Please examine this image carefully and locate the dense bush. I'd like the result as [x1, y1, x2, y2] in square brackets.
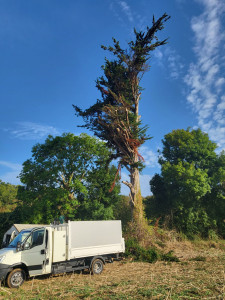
[125, 238, 179, 263]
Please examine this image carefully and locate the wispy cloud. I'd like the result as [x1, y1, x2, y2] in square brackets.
[118, 1, 134, 22]
[5, 122, 61, 140]
[166, 48, 184, 79]
[0, 161, 22, 185]
[110, 0, 146, 29]
[185, 0, 225, 150]
[140, 146, 159, 168]
[0, 161, 21, 171]
[153, 47, 184, 80]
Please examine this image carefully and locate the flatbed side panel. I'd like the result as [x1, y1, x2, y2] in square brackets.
[70, 243, 124, 260]
[69, 221, 123, 249]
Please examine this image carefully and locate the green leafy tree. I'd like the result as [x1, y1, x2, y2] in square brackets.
[113, 195, 132, 229]
[76, 164, 120, 220]
[150, 128, 225, 237]
[0, 181, 20, 243]
[74, 14, 170, 227]
[18, 133, 120, 224]
[0, 180, 19, 212]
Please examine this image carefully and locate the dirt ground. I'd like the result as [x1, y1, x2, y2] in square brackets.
[0, 240, 225, 299]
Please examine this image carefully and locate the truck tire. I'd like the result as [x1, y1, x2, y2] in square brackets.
[7, 268, 26, 288]
[91, 259, 104, 275]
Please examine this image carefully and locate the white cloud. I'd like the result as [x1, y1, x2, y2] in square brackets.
[5, 122, 61, 140]
[154, 47, 184, 80]
[215, 77, 225, 93]
[118, 1, 134, 22]
[185, 0, 225, 150]
[109, 2, 123, 24]
[154, 49, 163, 60]
[0, 161, 21, 171]
[109, 0, 147, 30]
[0, 161, 22, 185]
[166, 48, 184, 79]
[140, 146, 159, 168]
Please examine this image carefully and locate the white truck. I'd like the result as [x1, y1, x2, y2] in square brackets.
[0, 220, 125, 288]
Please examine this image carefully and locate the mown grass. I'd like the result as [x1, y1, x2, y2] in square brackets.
[0, 240, 225, 299]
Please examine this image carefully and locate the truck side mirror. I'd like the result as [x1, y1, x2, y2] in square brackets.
[24, 242, 31, 250]
[16, 241, 22, 252]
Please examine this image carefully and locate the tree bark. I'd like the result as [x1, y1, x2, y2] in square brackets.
[129, 153, 144, 224]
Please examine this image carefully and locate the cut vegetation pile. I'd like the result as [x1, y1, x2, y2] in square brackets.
[0, 240, 224, 299]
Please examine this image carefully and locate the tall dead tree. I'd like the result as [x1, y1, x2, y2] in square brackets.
[74, 13, 170, 227]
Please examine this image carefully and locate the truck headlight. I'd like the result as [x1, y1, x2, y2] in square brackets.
[0, 256, 6, 263]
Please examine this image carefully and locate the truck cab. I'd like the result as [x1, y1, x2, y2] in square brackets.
[0, 226, 51, 288]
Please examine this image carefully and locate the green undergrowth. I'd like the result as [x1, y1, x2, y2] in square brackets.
[124, 238, 180, 263]
[189, 255, 206, 262]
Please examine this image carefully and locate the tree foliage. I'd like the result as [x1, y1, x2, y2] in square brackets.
[0, 181, 20, 244]
[74, 14, 170, 224]
[0, 180, 18, 212]
[18, 133, 120, 224]
[149, 128, 225, 238]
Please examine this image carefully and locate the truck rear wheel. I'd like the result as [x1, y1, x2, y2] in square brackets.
[91, 259, 104, 275]
[7, 268, 26, 288]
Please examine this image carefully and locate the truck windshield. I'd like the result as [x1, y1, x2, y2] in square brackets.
[7, 230, 31, 248]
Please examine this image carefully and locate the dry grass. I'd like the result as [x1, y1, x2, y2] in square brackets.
[0, 240, 225, 299]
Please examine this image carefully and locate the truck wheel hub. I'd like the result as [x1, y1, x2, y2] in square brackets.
[94, 262, 102, 273]
[11, 272, 23, 286]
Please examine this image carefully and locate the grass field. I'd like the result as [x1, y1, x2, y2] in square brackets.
[0, 240, 224, 299]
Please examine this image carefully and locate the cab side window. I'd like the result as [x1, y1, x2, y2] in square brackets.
[31, 229, 44, 247]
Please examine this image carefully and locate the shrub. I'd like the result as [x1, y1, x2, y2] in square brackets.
[161, 250, 180, 262]
[125, 239, 179, 263]
[125, 238, 159, 263]
[189, 256, 206, 262]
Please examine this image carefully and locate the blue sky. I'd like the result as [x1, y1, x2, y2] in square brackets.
[0, 0, 225, 196]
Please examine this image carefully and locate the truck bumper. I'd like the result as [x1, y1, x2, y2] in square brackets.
[0, 264, 12, 282]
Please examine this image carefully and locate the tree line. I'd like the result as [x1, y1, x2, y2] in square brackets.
[1, 128, 224, 242]
[0, 133, 121, 242]
[146, 128, 225, 239]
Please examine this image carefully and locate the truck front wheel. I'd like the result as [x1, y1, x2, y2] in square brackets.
[91, 259, 104, 275]
[7, 268, 26, 288]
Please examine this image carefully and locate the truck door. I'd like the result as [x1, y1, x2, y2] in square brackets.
[21, 228, 46, 276]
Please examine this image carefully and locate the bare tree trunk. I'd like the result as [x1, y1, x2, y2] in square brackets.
[122, 159, 144, 226]
[129, 87, 145, 225]
[129, 151, 144, 225]
[129, 167, 144, 223]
